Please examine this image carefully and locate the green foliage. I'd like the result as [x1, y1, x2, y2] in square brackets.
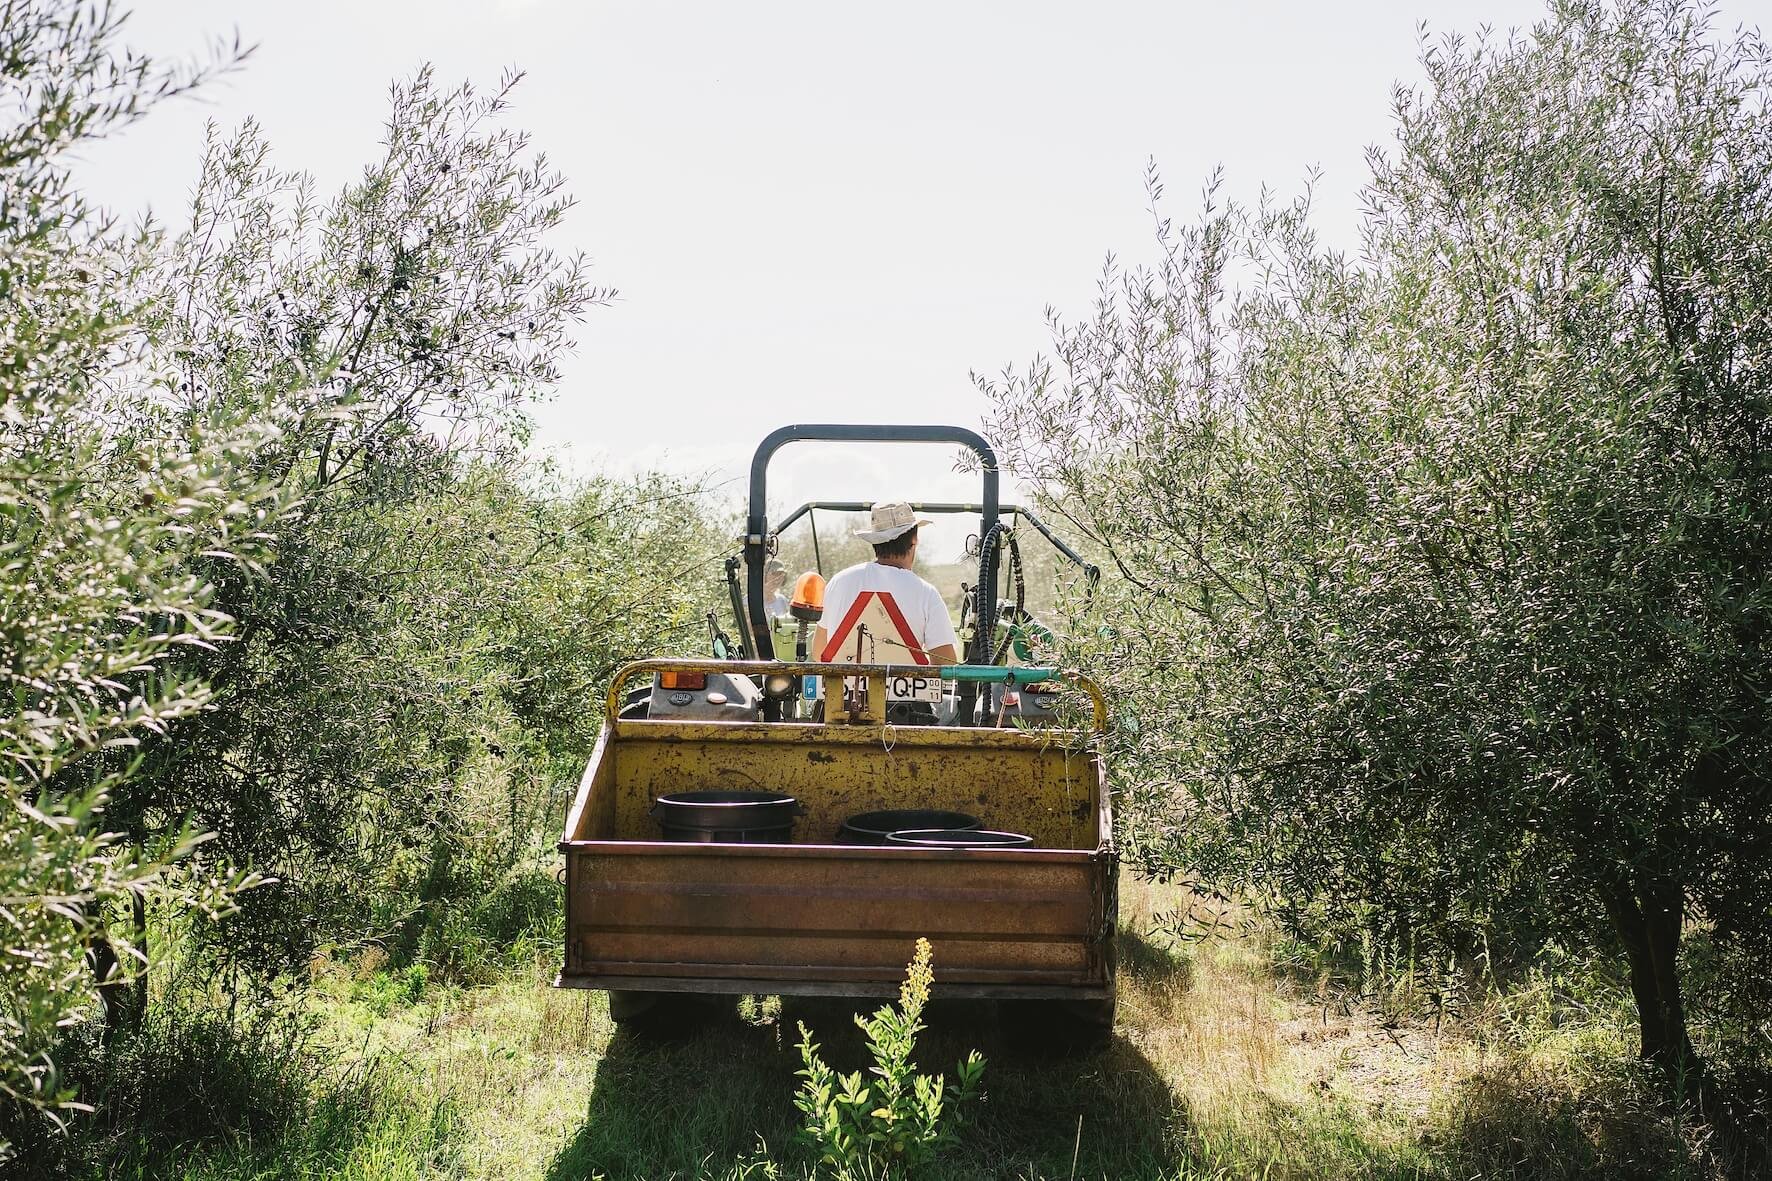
[344, 962, 431, 1016]
[2, 0, 724, 1152]
[793, 939, 985, 1176]
[80, 60, 724, 989]
[0, 0, 273, 1147]
[3, 988, 458, 1180]
[99, 64, 615, 980]
[982, 0, 1772, 1074]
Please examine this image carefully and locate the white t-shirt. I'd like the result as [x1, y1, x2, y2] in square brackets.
[817, 562, 959, 664]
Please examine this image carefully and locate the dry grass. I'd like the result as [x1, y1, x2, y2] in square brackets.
[1110, 875, 1441, 1177]
[63, 870, 1760, 1181]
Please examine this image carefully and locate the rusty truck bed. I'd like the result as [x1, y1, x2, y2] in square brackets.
[558, 668, 1114, 1000]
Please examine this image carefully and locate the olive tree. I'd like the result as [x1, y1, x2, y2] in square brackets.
[0, 0, 273, 1144]
[86, 68, 610, 979]
[982, 0, 1772, 1076]
[99, 70, 729, 984]
[495, 468, 733, 765]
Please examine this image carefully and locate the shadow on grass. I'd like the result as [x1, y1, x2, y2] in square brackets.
[546, 999, 802, 1180]
[1425, 1052, 1772, 1181]
[1117, 923, 1197, 995]
[546, 994, 1191, 1181]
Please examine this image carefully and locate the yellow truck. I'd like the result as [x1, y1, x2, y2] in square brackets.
[557, 427, 1116, 1044]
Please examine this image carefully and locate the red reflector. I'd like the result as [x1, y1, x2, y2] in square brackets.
[1002, 691, 1021, 707]
[660, 671, 707, 691]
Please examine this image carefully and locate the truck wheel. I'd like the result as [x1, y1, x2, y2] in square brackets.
[999, 998, 1115, 1055]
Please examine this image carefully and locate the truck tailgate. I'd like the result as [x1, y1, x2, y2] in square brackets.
[560, 840, 1114, 999]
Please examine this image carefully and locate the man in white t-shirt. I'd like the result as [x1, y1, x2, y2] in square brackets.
[813, 502, 960, 667]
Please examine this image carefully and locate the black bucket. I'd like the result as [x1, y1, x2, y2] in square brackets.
[838, 809, 982, 845]
[886, 828, 1033, 849]
[651, 790, 800, 843]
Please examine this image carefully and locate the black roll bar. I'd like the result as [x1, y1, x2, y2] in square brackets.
[744, 425, 1000, 664]
[769, 501, 1100, 584]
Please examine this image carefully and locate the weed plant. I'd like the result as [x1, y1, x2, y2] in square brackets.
[792, 939, 985, 1176]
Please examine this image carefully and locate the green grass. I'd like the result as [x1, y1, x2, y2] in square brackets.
[15, 873, 1760, 1181]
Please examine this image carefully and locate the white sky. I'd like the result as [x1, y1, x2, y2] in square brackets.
[74, 0, 1770, 560]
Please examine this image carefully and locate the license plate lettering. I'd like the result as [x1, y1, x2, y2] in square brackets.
[887, 674, 943, 703]
[807, 674, 945, 703]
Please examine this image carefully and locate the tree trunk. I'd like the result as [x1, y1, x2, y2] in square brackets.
[1601, 875, 1701, 1078]
[86, 897, 149, 1041]
[88, 935, 128, 1043]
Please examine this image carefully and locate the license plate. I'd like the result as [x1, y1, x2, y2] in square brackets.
[806, 674, 946, 703]
[886, 673, 944, 703]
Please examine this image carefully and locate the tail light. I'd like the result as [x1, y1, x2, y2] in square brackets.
[659, 671, 707, 691]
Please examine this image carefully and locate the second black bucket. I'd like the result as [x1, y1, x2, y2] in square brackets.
[886, 828, 1033, 849]
[838, 809, 981, 845]
[651, 790, 800, 843]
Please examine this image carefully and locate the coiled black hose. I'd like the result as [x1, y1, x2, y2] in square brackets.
[972, 523, 1009, 665]
[992, 530, 1025, 665]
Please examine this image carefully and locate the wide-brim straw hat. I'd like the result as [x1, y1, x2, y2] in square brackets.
[853, 501, 933, 544]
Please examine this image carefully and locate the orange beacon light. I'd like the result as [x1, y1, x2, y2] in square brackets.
[789, 572, 826, 622]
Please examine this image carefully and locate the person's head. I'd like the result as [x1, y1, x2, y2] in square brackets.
[854, 502, 931, 568]
[871, 527, 918, 564]
[764, 559, 788, 594]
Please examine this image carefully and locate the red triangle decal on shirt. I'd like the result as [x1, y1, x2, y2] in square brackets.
[817, 589, 930, 665]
